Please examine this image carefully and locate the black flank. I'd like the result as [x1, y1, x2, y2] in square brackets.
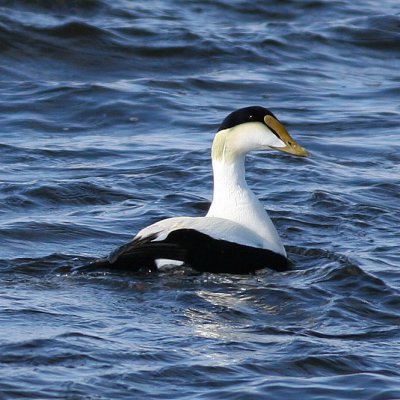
[86, 229, 290, 274]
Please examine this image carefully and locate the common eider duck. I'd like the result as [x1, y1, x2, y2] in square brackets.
[91, 106, 308, 274]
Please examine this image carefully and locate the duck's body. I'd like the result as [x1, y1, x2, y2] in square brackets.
[106, 217, 288, 274]
[91, 106, 307, 274]
[206, 154, 285, 257]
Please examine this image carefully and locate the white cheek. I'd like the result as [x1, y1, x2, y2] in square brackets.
[231, 123, 270, 150]
[267, 135, 286, 148]
[227, 122, 287, 157]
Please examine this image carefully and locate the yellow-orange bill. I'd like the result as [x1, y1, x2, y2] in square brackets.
[264, 115, 308, 157]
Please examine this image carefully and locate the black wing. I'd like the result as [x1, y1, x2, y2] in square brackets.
[106, 232, 187, 271]
[85, 229, 290, 274]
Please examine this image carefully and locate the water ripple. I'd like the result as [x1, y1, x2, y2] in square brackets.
[1, 0, 400, 398]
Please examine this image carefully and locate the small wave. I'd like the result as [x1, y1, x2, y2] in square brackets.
[33, 20, 108, 39]
[0, 253, 80, 275]
[329, 14, 400, 52]
[0, 336, 102, 367]
[25, 181, 132, 206]
[0, 221, 111, 253]
[2, 0, 106, 14]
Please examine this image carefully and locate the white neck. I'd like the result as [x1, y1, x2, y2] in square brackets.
[206, 155, 286, 256]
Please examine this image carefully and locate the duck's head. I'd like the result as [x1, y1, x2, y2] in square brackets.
[212, 106, 308, 162]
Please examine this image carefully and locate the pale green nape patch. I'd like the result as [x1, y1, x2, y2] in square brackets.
[211, 130, 226, 161]
[211, 129, 235, 162]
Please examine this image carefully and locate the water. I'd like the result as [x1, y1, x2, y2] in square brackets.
[1, 0, 400, 398]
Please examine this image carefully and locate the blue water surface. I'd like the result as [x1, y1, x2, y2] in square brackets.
[0, 1, 400, 399]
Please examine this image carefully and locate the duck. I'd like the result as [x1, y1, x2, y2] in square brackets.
[90, 106, 308, 274]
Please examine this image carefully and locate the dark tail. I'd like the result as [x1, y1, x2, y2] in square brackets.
[82, 240, 187, 272]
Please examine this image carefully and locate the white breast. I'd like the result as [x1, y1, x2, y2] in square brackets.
[135, 216, 267, 250]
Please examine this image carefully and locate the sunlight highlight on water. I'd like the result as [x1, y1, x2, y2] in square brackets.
[0, 0, 400, 399]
